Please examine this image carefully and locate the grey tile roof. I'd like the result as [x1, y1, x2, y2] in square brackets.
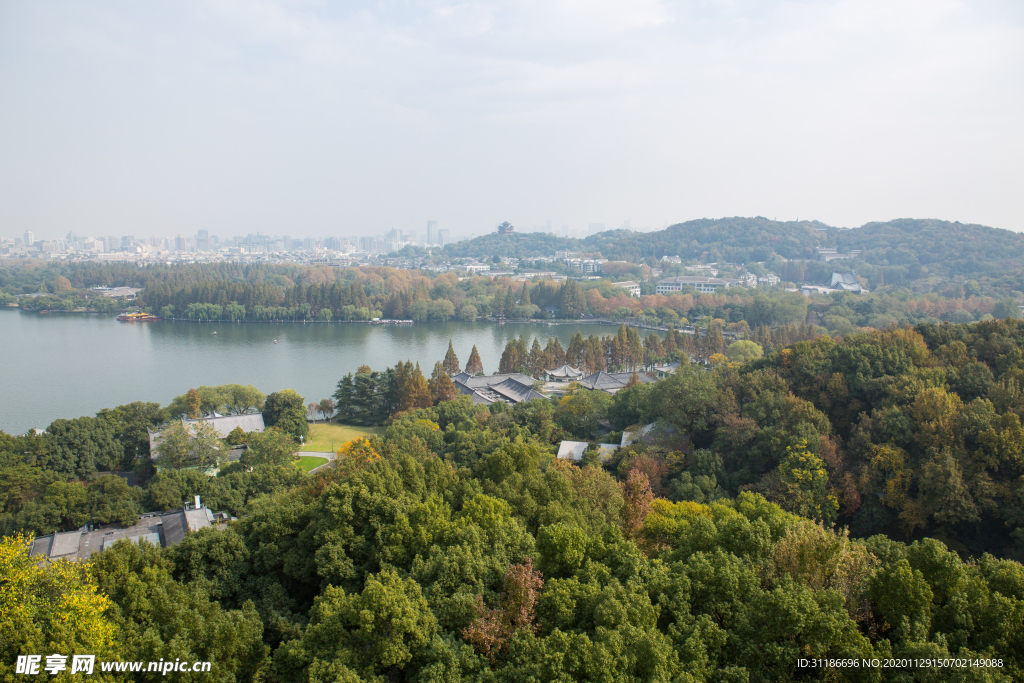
[161, 511, 187, 547]
[29, 507, 214, 562]
[577, 371, 657, 394]
[548, 364, 584, 378]
[452, 373, 546, 406]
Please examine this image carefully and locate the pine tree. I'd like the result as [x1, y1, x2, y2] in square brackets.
[465, 345, 484, 375]
[429, 361, 459, 404]
[558, 280, 586, 318]
[443, 339, 461, 375]
[544, 337, 566, 367]
[504, 288, 516, 317]
[566, 332, 586, 368]
[394, 361, 413, 411]
[408, 362, 433, 410]
[520, 283, 531, 307]
[527, 337, 549, 377]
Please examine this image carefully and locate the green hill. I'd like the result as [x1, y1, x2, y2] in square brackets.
[444, 217, 1024, 286]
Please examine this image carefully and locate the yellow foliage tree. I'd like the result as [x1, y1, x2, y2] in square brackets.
[335, 437, 382, 477]
[0, 534, 116, 680]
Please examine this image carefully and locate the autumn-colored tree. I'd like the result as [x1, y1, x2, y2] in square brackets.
[406, 363, 433, 411]
[335, 437, 381, 477]
[526, 337, 549, 377]
[442, 339, 461, 374]
[318, 397, 337, 421]
[544, 336, 566, 367]
[621, 468, 654, 539]
[0, 533, 116, 667]
[465, 345, 484, 375]
[462, 558, 544, 662]
[308, 402, 320, 422]
[52, 275, 74, 292]
[428, 361, 459, 404]
[185, 388, 201, 419]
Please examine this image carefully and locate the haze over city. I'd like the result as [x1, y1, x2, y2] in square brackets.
[1, 0, 1022, 241]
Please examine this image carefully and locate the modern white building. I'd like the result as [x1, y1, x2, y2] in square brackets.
[612, 281, 641, 297]
[656, 275, 743, 295]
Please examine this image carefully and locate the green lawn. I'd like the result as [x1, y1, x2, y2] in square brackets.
[294, 455, 328, 473]
[301, 421, 378, 452]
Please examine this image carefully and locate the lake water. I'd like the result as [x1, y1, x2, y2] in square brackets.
[0, 311, 630, 433]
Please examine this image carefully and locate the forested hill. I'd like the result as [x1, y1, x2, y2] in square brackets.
[445, 217, 1024, 281]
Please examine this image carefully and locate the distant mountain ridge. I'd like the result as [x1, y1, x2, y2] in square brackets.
[444, 217, 1024, 283]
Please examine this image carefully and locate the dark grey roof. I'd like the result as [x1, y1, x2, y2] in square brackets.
[452, 373, 546, 406]
[161, 510, 188, 547]
[28, 506, 217, 562]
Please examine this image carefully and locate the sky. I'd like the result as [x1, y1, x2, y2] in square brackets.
[1, 0, 1022, 241]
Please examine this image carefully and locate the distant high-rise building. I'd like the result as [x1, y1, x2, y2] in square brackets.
[122, 235, 135, 248]
[324, 237, 341, 250]
[195, 229, 210, 252]
[281, 235, 291, 251]
[426, 220, 438, 246]
[175, 235, 187, 251]
[24, 231, 34, 248]
[437, 229, 450, 246]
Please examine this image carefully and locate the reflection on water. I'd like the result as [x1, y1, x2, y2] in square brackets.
[0, 311, 628, 433]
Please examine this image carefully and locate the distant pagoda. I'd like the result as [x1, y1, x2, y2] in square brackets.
[496, 221, 515, 236]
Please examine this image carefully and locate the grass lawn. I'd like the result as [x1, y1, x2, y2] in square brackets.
[301, 421, 378, 452]
[294, 455, 329, 473]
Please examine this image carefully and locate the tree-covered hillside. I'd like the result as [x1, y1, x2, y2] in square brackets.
[4, 319, 1024, 681]
[444, 217, 1024, 291]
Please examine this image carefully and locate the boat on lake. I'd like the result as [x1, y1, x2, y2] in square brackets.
[117, 312, 162, 322]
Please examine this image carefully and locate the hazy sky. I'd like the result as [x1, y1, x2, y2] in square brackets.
[1, 0, 1021, 240]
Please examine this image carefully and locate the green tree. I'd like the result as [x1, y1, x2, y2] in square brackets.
[186, 388, 201, 418]
[726, 339, 764, 363]
[263, 389, 309, 440]
[429, 361, 459, 404]
[96, 401, 169, 466]
[281, 569, 438, 681]
[45, 416, 125, 478]
[443, 339, 461, 374]
[240, 427, 297, 469]
[154, 421, 222, 470]
[558, 280, 586, 318]
[553, 383, 613, 438]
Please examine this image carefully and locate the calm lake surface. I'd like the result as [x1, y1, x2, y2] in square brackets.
[0, 311, 630, 434]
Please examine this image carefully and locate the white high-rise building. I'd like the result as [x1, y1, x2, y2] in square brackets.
[24, 231, 34, 248]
